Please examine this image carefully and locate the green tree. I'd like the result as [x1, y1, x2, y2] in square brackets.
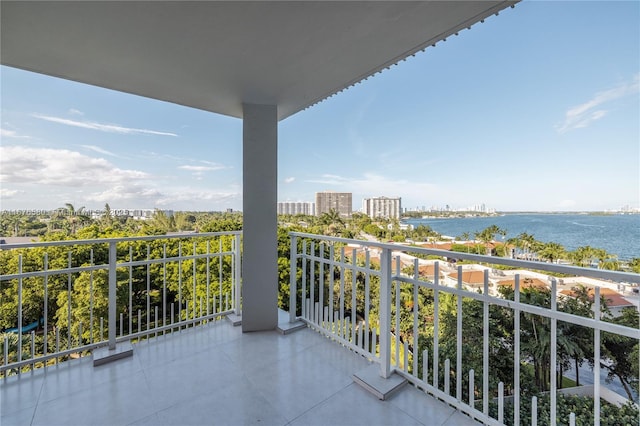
[602, 307, 640, 400]
[538, 242, 565, 264]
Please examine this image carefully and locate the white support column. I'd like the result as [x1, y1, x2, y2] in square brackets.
[242, 103, 278, 332]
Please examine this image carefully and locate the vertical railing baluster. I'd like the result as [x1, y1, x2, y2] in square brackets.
[371, 327, 377, 358]
[329, 244, 335, 333]
[469, 369, 474, 408]
[163, 244, 167, 333]
[594, 286, 601, 426]
[30, 330, 35, 368]
[129, 246, 133, 336]
[310, 242, 316, 323]
[319, 243, 324, 326]
[550, 278, 557, 426]
[498, 381, 504, 424]
[457, 265, 463, 401]
[394, 256, 400, 368]
[569, 412, 575, 426]
[531, 396, 537, 426]
[444, 358, 450, 395]
[43, 252, 48, 357]
[191, 242, 196, 320]
[379, 247, 392, 379]
[89, 250, 94, 343]
[483, 269, 489, 416]
[219, 239, 223, 315]
[422, 350, 429, 383]
[339, 247, 345, 339]
[108, 241, 117, 350]
[403, 341, 409, 371]
[147, 245, 152, 329]
[55, 328, 60, 364]
[119, 313, 123, 338]
[302, 240, 307, 319]
[290, 236, 298, 321]
[3, 335, 8, 377]
[67, 251, 72, 351]
[350, 248, 356, 343]
[433, 262, 440, 389]
[364, 250, 370, 352]
[412, 258, 419, 376]
[138, 310, 141, 335]
[178, 243, 182, 324]
[18, 255, 23, 366]
[206, 241, 211, 317]
[514, 274, 521, 426]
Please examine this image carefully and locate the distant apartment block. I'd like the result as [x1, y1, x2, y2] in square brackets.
[315, 191, 352, 217]
[277, 201, 315, 216]
[363, 196, 401, 219]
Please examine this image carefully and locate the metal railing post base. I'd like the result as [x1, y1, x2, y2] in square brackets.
[352, 364, 407, 400]
[93, 342, 133, 367]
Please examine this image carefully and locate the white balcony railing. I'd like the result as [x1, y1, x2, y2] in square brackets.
[0, 232, 241, 375]
[288, 232, 640, 426]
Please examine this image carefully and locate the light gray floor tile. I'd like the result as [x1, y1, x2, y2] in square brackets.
[155, 377, 288, 426]
[442, 410, 480, 425]
[0, 370, 45, 415]
[31, 371, 157, 426]
[388, 385, 458, 425]
[38, 354, 144, 403]
[247, 345, 362, 421]
[0, 405, 36, 426]
[290, 383, 423, 426]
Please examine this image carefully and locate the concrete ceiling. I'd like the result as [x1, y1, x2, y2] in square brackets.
[1, 1, 516, 121]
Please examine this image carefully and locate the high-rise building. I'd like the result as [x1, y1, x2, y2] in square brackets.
[362, 196, 401, 219]
[315, 191, 352, 217]
[277, 201, 315, 216]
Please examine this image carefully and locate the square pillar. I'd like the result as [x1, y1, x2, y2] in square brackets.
[242, 103, 278, 331]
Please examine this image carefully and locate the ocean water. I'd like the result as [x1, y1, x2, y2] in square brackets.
[404, 214, 640, 261]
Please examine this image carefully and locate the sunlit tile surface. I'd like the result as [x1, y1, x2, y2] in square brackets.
[1, 321, 476, 426]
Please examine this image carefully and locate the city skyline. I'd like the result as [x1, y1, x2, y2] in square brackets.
[1, 2, 638, 212]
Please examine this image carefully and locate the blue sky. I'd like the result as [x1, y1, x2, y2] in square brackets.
[1, 1, 638, 213]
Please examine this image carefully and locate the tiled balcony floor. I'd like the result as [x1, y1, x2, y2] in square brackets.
[1, 319, 477, 426]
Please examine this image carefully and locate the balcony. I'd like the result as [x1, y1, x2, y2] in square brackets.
[2, 232, 639, 425]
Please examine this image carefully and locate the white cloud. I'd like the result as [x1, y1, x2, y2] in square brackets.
[284, 177, 296, 184]
[86, 185, 163, 203]
[155, 188, 240, 207]
[178, 164, 226, 172]
[32, 114, 178, 137]
[80, 145, 118, 157]
[0, 146, 148, 187]
[1, 128, 31, 139]
[0, 188, 23, 198]
[556, 74, 640, 133]
[68, 108, 84, 116]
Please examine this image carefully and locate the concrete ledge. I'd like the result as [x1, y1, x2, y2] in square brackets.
[226, 313, 242, 326]
[276, 309, 306, 334]
[277, 319, 306, 335]
[93, 342, 133, 367]
[353, 364, 407, 400]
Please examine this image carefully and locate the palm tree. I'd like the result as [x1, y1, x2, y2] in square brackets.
[539, 242, 565, 264]
[56, 203, 91, 234]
